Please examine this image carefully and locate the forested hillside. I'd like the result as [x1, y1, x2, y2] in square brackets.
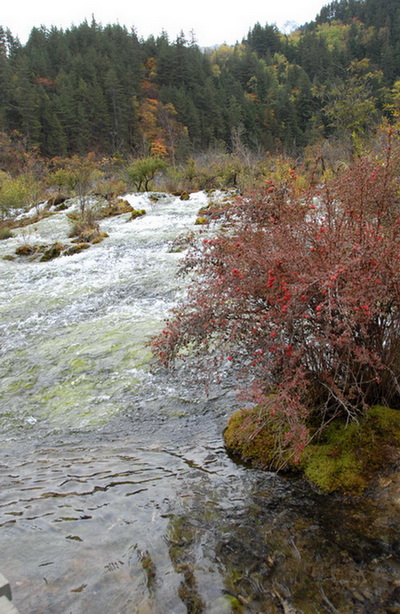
[0, 0, 399, 159]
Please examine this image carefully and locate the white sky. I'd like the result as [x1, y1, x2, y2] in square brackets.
[2, 0, 329, 47]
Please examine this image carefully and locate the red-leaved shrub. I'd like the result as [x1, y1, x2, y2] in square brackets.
[153, 132, 400, 460]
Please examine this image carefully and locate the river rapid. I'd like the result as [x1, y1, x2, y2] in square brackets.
[0, 193, 399, 614]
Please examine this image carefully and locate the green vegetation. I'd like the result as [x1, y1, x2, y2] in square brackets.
[0, 173, 42, 218]
[225, 406, 400, 493]
[124, 157, 167, 192]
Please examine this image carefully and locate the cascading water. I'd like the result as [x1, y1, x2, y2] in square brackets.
[0, 193, 399, 614]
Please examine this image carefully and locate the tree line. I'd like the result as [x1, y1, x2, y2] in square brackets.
[0, 0, 399, 162]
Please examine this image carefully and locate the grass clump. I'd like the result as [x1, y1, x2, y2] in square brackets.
[0, 228, 13, 240]
[68, 208, 108, 244]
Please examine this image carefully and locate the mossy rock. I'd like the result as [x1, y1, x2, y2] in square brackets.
[54, 202, 70, 211]
[180, 191, 190, 201]
[71, 228, 108, 244]
[224, 405, 400, 494]
[40, 242, 66, 261]
[130, 209, 146, 220]
[63, 243, 91, 256]
[2, 254, 15, 261]
[301, 406, 400, 493]
[98, 199, 133, 217]
[15, 244, 36, 256]
[195, 216, 208, 225]
[91, 231, 109, 244]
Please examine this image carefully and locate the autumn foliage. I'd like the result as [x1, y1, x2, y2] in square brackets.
[153, 132, 400, 459]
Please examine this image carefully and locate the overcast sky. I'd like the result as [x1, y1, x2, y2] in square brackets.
[2, 0, 329, 47]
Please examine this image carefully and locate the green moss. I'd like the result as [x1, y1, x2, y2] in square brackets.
[194, 216, 208, 225]
[130, 208, 146, 220]
[224, 407, 296, 471]
[224, 405, 400, 493]
[302, 445, 365, 493]
[302, 405, 400, 493]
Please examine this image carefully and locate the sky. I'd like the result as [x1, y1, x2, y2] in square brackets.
[2, 0, 329, 47]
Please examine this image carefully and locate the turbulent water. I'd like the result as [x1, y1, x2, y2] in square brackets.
[0, 193, 399, 614]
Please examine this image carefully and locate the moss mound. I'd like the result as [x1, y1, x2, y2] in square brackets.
[98, 199, 133, 217]
[130, 208, 146, 220]
[224, 406, 297, 471]
[302, 406, 400, 493]
[224, 405, 400, 493]
[64, 243, 91, 256]
[40, 242, 66, 261]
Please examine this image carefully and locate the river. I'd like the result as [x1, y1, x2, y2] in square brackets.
[0, 192, 399, 613]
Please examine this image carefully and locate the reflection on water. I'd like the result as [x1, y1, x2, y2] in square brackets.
[0, 193, 399, 613]
[1, 431, 399, 613]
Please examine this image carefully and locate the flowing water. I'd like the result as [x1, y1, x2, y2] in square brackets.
[0, 193, 399, 614]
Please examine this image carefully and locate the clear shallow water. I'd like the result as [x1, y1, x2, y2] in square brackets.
[0, 193, 399, 613]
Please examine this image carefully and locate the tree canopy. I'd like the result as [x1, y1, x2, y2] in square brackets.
[0, 0, 399, 160]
